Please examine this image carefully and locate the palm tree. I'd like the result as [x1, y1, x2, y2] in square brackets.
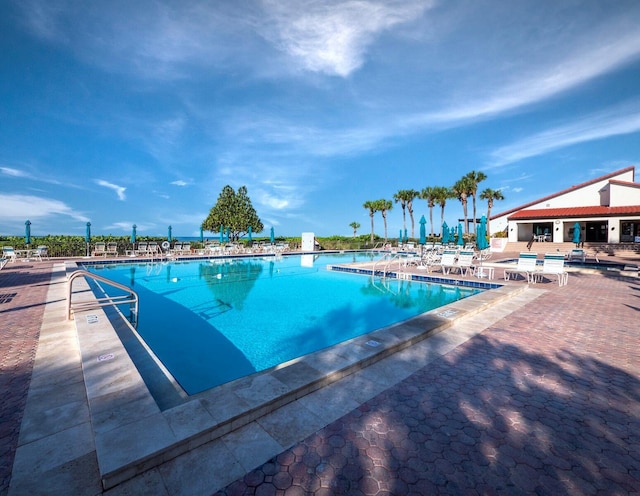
[433, 186, 453, 235]
[452, 176, 474, 234]
[363, 201, 378, 243]
[479, 188, 505, 237]
[349, 221, 361, 238]
[420, 186, 437, 236]
[378, 199, 393, 242]
[394, 189, 419, 238]
[465, 171, 487, 234]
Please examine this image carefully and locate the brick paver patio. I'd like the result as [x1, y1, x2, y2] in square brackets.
[2, 256, 640, 494]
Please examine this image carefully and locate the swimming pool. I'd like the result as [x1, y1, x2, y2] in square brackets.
[85, 253, 482, 394]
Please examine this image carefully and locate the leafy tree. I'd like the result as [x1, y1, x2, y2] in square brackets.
[452, 176, 474, 234]
[393, 189, 419, 238]
[363, 200, 378, 243]
[202, 185, 263, 241]
[465, 170, 487, 234]
[479, 188, 505, 237]
[349, 221, 361, 238]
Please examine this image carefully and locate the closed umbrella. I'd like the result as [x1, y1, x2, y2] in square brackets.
[85, 222, 91, 257]
[226, 227, 231, 243]
[270, 227, 275, 244]
[476, 216, 489, 251]
[442, 222, 449, 244]
[457, 223, 464, 246]
[398, 230, 403, 245]
[247, 226, 252, 243]
[219, 225, 224, 243]
[419, 215, 426, 245]
[199, 226, 204, 244]
[572, 222, 581, 246]
[131, 224, 137, 244]
[168, 225, 172, 242]
[25, 220, 31, 246]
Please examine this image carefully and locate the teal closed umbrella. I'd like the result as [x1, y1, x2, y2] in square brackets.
[442, 222, 449, 243]
[398, 230, 403, 245]
[199, 226, 204, 243]
[168, 225, 172, 242]
[270, 227, 275, 243]
[25, 220, 31, 246]
[131, 224, 137, 244]
[457, 223, 464, 246]
[419, 215, 426, 245]
[476, 216, 489, 250]
[226, 227, 231, 243]
[85, 222, 91, 257]
[219, 225, 224, 243]
[573, 222, 581, 245]
[248, 226, 252, 243]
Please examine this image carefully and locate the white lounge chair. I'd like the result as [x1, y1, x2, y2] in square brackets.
[92, 242, 107, 257]
[568, 249, 586, 263]
[454, 250, 476, 276]
[504, 252, 538, 283]
[106, 242, 118, 256]
[35, 245, 49, 261]
[0, 258, 8, 270]
[533, 253, 569, 286]
[2, 246, 17, 263]
[439, 249, 458, 274]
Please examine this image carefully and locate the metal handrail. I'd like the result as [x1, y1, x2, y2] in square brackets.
[67, 269, 139, 326]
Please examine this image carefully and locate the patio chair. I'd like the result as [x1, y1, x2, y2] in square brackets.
[135, 242, 148, 256]
[568, 249, 586, 263]
[2, 246, 17, 263]
[106, 242, 119, 256]
[33, 245, 49, 261]
[533, 253, 569, 286]
[92, 242, 107, 257]
[454, 250, 476, 276]
[439, 249, 459, 274]
[504, 252, 538, 282]
[181, 242, 191, 254]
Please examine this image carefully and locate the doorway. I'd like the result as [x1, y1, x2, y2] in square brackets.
[585, 221, 608, 242]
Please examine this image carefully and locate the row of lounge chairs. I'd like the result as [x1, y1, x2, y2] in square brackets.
[2, 245, 49, 262]
[504, 252, 569, 286]
[399, 248, 492, 278]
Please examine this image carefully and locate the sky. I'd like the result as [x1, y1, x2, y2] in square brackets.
[1, 0, 640, 239]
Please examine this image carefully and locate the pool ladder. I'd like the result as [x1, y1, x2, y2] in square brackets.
[67, 270, 139, 327]
[372, 252, 403, 278]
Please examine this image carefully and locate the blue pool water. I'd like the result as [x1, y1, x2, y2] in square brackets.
[85, 253, 481, 394]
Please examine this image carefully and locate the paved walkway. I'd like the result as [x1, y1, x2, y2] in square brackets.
[1, 254, 640, 494]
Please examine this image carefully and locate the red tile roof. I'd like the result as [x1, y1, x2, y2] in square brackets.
[609, 179, 640, 189]
[491, 166, 636, 220]
[508, 205, 640, 220]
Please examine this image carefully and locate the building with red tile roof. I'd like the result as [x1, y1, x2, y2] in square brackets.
[491, 166, 640, 244]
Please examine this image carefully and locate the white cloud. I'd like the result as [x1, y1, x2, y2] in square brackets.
[260, 0, 431, 77]
[96, 179, 127, 200]
[1, 167, 28, 177]
[0, 194, 89, 223]
[488, 102, 640, 167]
[171, 180, 188, 186]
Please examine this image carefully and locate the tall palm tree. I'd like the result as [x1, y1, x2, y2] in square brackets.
[433, 186, 453, 235]
[465, 171, 487, 234]
[349, 221, 360, 238]
[378, 199, 393, 242]
[479, 188, 505, 237]
[393, 189, 419, 238]
[363, 201, 378, 243]
[452, 176, 474, 234]
[420, 186, 437, 236]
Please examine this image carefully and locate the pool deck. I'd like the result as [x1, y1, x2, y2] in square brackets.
[2, 250, 640, 495]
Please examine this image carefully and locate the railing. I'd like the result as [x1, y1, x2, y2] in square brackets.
[67, 270, 139, 326]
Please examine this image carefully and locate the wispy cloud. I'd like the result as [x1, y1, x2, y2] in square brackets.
[96, 179, 127, 200]
[260, 0, 431, 77]
[488, 102, 640, 167]
[0, 193, 89, 223]
[1, 166, 29, 177]
[171, 180, 189, 187]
